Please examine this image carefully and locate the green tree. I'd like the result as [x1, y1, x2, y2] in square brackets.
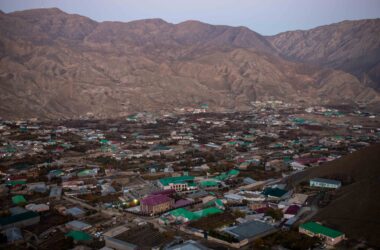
[265, 208, 283, 221]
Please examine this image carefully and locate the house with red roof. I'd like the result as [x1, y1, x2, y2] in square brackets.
[140, 194, 174, 215]
[284, 204, 301, 219]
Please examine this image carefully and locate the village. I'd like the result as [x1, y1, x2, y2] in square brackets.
[0, 101, 379, 250]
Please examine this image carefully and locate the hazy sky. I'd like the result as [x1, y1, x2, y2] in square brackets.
[1, 0, 379, 35]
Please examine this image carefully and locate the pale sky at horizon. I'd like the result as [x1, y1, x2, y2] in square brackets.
[0, 0, 379, 35]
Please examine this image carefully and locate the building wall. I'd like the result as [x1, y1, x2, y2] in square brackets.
[105, 237, 138, 250]
[299, 227, 344, 246]
[169, 183, 188, 191]
[284, 213, 295, 219]
[325, 234, 345, 245]
[249, 202, 267, 210]
[141, 199, 174, 215]
[310, 180, 341, 189]
[299, 227, 314, 237]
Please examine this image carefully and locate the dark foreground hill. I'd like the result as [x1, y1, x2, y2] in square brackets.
[289, 144, 380, 247]
[0, 8, 379, 119]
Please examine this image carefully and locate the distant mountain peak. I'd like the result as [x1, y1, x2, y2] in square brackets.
[268, 18, 380, 89]
[10, 7, 66, 16]
[0, 8, 379, 119]
[128, 18, 170, 26]
[177, 20, 211, 26]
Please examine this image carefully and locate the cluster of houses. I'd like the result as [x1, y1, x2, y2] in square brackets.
[0, 103, 378, 249]
[120, 169, 345, 247]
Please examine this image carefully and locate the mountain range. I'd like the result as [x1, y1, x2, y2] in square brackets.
[0, 8, 379, 119]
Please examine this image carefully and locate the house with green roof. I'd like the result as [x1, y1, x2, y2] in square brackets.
[299, 222, 345, 246]
[200, 180, 219, 189]
[12, 195, 27, 205]
[65, 230, 92, 242]
[193, 207, 223, 218]
[3, 145, 16, 153]
[6, 180, 27, 187]
[168, 207, 223, 223]
[61, 143, 73, 149]
[200, 103, 209, 109]
[48, 169, 64, 180]
[262, 187, 290, 200]
[228, 169, 240, 176]
[158, 176, 197, 191]
[77, 168, 98, 177]
[204, 198, 225, 210]
[101, 144, 117, 153]
[99, 139, 110, 145]
[19, 126, 28, 132]
[169, 208, 198, 222]
[215, 172, 228, 181]
[292, 117, 307, 125]
[127, 114, 138, 121]
[215, 169, 240, 181]
[149, 144, 173, 156]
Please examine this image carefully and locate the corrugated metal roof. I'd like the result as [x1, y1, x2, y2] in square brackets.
[159, 176, 194, 186]
[6, 180, 26, 186]
[66, 207, 85, 216]
[224, 220, 275, 240]
[141, 194, 172, 206]
[193, 207, 222, 218]
[169, 207, 223, 222]
[0, 211, 39, 226]
[169, 208, 197, 221]
[66, 220, 91, 230]
[12, 195, 27, 205]
[262, 187, 288, 198]
[300, 222, 343, 238]
[65, 230, 92, 241]
[200, 180, 218, 187]
[166, 240, 209, 250]
[174, 199, 192, 208]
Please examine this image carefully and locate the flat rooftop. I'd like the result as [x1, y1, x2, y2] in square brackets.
[224, 220, 276, 241]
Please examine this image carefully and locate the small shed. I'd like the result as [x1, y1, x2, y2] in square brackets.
[66, 207, 86, 218]
[66, 220, 92, 231]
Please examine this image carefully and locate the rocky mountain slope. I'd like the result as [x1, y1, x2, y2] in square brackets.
[0, 8, 379, 119]
[268, 19, 380, 89]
